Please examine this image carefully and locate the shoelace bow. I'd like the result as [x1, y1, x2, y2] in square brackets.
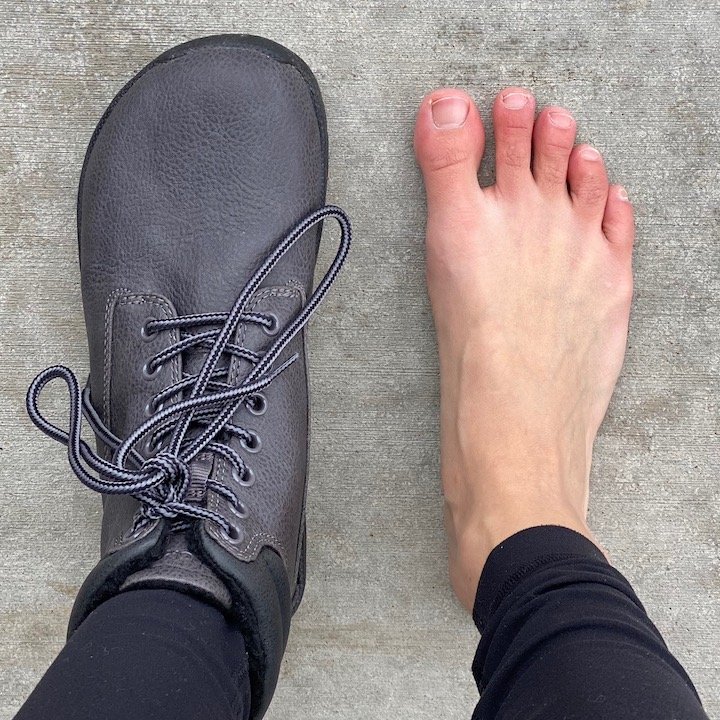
[26, 206, 351, 538]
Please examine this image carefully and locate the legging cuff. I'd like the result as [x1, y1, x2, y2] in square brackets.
[473, 525, 607, 632]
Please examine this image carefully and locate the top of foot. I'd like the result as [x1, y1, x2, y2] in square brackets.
[415, 87, 634, 611]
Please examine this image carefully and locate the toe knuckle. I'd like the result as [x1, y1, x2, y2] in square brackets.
[501, 142, 529, 169]
[540, 163, 568, 185]
[576, 176, 607, 204]
[544, 136, 575, 153]
[424, 140, 473, 173]
[503, 117, 534, 132]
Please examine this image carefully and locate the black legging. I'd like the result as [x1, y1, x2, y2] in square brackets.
[14, 526, 707, 720]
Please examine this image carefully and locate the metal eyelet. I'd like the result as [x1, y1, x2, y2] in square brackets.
[233, 466, 256, 488]
[142, 360, 162, 380]
[220, 523, 244, 545]
[240, 432, 261, 453]
[143, 398, 163, 417]
[229, 500, 249, 519]
[262, 312, 280, 336]
[140, 318, 156, 342]
[143, 435, 162, 456]
[246, 392, 267, 416]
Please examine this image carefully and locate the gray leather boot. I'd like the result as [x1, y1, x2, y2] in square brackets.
[26, 35, 350, 720]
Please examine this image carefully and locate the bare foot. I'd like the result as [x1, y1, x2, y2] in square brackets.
[414, 88, 634, 612]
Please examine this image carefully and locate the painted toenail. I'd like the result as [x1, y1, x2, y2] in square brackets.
[501, 92, 530, 109]
[581, 147, 601, 161]
[549, 111, 574, 128]
[431, 96, 470, 129]
[618, 186, 630, 201]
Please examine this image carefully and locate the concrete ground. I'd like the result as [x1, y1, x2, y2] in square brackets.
[1, 0, 718, 717]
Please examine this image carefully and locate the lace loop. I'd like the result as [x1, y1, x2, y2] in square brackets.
[26, 206, 351, 534]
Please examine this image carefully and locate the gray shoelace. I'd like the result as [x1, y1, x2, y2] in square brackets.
[26, 206, 351, 536]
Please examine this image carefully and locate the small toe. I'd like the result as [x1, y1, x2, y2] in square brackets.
[602, 185, 635, 249]
[493, 87, 536, 194]
[567, 144, 610, 220]
[414, 88, 485, 216]
[532, 106, 576, 193]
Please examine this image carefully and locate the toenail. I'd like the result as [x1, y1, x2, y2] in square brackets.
[581, 147, 601, 161]
[501, 92, 530, 109]
[431, 96, 470, 129]
[548, 111, 574, 128]
[617, 186, 630, 201]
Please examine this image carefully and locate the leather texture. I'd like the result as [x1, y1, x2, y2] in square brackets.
[121, 532, 232, 608]
[69, 34, 329, 720]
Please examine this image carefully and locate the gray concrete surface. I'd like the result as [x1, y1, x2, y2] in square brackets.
[1, 0, 718, 717]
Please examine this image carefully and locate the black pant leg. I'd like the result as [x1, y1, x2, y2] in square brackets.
[472, 526, 707, 720]
[14, 588, 251, 720]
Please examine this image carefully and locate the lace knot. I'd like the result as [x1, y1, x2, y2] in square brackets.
[141, 451, 190, 487]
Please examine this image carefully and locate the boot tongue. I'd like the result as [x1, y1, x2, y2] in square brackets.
[182, 342, 228, 384]
[123, 317, 235, 609]
[121, 531, 232, 610]
[121, 455, 231, 609]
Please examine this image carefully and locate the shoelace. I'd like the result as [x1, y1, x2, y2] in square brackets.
[26, 206, 351, 538]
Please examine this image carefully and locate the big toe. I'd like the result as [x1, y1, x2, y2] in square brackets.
[414, 89, 485, 216]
